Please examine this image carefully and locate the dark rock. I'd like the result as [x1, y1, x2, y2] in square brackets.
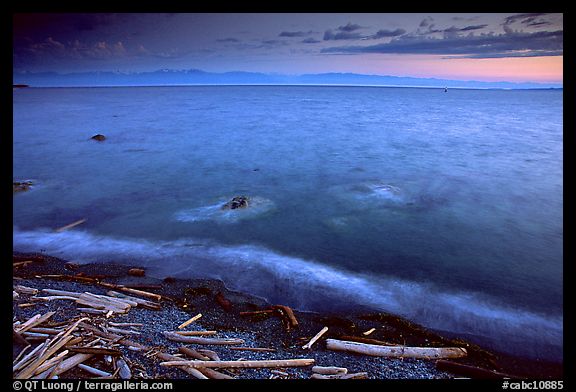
[221, 195, 250, 210]
[91, 134, 106, 141]
[13, 181, 33, 193]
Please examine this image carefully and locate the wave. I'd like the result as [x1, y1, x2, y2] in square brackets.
[13, 227, 562, 361]
[174, 196, 276, 224]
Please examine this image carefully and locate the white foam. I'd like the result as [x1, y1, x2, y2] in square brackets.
[174, 196, 276, 224]
[13, 227, 562, 360]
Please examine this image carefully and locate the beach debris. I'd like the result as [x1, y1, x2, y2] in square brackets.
[55, 218, 87, 233]
[91, 134, 106, 141]
[106, 290, 161, 310]
[326, 339, 467, 359]
[116, 358, 132, 379]
[13, 180, 34, 193]
[435, 360, 520, 379]
[272, 305, 299, 330]
[78, 363, 112, 378]
[230, 347, 277, 353]
[172, 330, 217, 336]
[14, 285, 39, 296]
[221, 195, 250, 210]
[177, 313, 202, 329]
[302, 326, 329, 349]
[160, 358, 315, 369]
[312, 366, 348, 375]
[363, 328, 376, 336]
[127, 268, 146, 277]
[163, 331, 244, 345]
[339, 335, 397, 346]
[178, 346, 211, 361]
[215, 291, 233, 312]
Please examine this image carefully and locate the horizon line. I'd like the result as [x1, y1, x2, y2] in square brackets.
[13, 83, 563, 91]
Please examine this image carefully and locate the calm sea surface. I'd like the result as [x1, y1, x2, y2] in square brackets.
[13, 86, 563, 360]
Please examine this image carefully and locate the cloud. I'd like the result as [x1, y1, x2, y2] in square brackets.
[216, 38, 240, 43]
[338, 22, 363, 32]
[419, 17, 434, 28]
[321, 30, 563, 58]
[323, 30, 363, 41]
[279, 31, 313, 37]
[302, 37, 321, 44]
[502, 13, 550, 34]
[368, 28, 406, 39]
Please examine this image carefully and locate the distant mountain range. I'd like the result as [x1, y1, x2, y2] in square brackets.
[13, 69, 563, 90]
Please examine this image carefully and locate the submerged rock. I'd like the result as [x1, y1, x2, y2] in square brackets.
[13, 180, 33, 193]
[91, 134, 106, 141]
[221, 196, 250, 210]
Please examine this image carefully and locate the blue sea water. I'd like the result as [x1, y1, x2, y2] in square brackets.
[13, 85, 563, 361]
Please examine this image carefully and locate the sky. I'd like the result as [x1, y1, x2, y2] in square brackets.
[13, 13, 564, 83]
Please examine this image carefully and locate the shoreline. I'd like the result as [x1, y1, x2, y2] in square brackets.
[12, 251, 563, 380]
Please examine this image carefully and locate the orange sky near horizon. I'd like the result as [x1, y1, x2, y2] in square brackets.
[363, 55, 563, 84]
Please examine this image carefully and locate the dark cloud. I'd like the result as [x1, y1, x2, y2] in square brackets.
[302, 38, 321, 44]
[279, 31, 313, 37]
[370, 28, 406, 39]
[321, 30, 563, 58]
[502, 13, 550, 34]
[419, 17, 434, 28]
[338, 22, 363, 32]
[323, 30, 363, 41]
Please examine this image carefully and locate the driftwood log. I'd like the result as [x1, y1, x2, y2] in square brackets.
[326, 339, 467, 359]
[160, 358, 315, 369]
[163, 331, 244, 345]
[302, 326, 328, 349]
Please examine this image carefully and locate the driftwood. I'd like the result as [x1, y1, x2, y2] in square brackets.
[78, 364, 112, 378]
[163, 331, 244, 345]
[55, 219, 86, 232]
[435, 360, 520, 379]
[311, 372, 369, 379]
[14, 285, 39, 295]
[116, 358, 132, 379]
[178, 313, 202, 329]
[13, 343, 46, 372]
[76, 293, 132, 313]
[118, 286, 162, 301]
[326, 339, 467, 359]
[15, 312, 56, 334]
[272, 305, 299, 329]
[108, 327, 141, 336]
[67, 346, 122, 356]
[339, 335, 396, 346]
[51, 353, 94, 377]
[197, 349, 220, 361]
[106, 291, 161, 310]
[230, 347, 277, 352]
[160, 358, 315, 369]
[302, 326, 328, 349]
[155, 352, 208, 379]
[172, 330, 216, 336]
[312, 366, 347, 375]
[178, 347, 211, 361]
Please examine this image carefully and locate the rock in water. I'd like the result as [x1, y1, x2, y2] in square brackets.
[13, 181, 33, 193]
[91, 134, 106, 141]
[222, 196, 250, 210]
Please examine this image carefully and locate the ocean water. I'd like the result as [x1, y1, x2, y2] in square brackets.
[13, 85, 563, 361]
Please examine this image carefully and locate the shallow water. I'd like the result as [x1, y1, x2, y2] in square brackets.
[13, 85, 563, 360]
